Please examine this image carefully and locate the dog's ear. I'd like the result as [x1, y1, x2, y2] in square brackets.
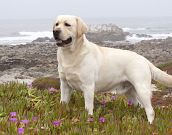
[76, 17, 88, 37]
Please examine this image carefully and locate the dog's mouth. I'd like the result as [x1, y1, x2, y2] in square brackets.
[55, 37, 72, 47]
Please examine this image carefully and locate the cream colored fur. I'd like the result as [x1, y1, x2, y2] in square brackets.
[53, 15, 172, 124]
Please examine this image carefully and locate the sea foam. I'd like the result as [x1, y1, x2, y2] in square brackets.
[122, 27, 146, 32]
[0, 31, 53, 45]
[126, 33, 172, 43]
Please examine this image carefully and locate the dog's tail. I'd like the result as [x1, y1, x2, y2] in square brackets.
[148, 62, 172, 87]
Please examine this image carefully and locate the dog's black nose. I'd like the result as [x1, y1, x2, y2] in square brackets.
[53, 30, 61, 39]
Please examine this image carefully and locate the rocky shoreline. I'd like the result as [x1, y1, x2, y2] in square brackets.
[0, 24, 172, 83]
[0, 43, 58, 83]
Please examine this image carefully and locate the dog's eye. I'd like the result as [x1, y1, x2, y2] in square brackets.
[55, 23, 59, 26]
[64, 23, 71, 27]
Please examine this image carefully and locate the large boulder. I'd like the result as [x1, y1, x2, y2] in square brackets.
[87, 24, 129, 43]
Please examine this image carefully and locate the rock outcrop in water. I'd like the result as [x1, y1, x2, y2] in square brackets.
[135, 34, 152, 38]
[86, 24, 129, 43]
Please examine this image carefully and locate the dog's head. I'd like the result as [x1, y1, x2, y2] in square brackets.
[53, 15, 88, 47]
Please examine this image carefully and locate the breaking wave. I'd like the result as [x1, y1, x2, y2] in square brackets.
[0, 31, 53, 45]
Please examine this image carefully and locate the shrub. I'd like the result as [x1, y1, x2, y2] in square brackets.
[32, 77, 60, 90]
[158, 61, 172, 75]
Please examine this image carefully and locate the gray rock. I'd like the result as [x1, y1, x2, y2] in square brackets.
[136, 34, 152, 38]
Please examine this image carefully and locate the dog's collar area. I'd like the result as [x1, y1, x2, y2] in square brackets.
[56, 37, 72, 47]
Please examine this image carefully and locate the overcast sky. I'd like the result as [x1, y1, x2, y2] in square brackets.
[0, 0, 172, 19]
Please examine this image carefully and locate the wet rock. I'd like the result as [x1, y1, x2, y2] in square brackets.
[136, 34, 152, 38]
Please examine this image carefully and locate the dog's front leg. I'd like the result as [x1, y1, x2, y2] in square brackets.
[60, 79, 73, 104]
[82, 85, 95, 115]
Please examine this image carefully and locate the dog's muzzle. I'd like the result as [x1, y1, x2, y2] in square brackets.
[53, 30, 72, 47]
[53, 30, 61, 39]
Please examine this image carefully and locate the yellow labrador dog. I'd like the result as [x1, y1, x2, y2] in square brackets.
[53, 15, 172, 124]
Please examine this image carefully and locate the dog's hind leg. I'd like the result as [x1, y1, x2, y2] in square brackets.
[126, 60, 154, 124]
[133, 83, 154, 124]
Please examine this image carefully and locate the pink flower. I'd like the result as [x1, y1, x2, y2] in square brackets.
[10, 112, 17, 117]
[99, 117, 106, 123]
[32, 116, 38, 121]
[128, 99, 133, 106]
[87, 117, 94, 122]
[9, 117, 17, 122]
[52, 120, 61, 126]
[18, 128, 24, 134]
[27, 83, 32, 88]
[21, 119, 29, 125]
[101, 100, 106, 107]
[111, 95, 116, 101]
[48, 87, 57, 93]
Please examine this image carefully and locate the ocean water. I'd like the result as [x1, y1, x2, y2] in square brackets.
[0, 19, 53, 45]
[0, 17, 172, 45]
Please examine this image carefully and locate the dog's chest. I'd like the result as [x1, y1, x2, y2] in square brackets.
[61, 68, 82, 90]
